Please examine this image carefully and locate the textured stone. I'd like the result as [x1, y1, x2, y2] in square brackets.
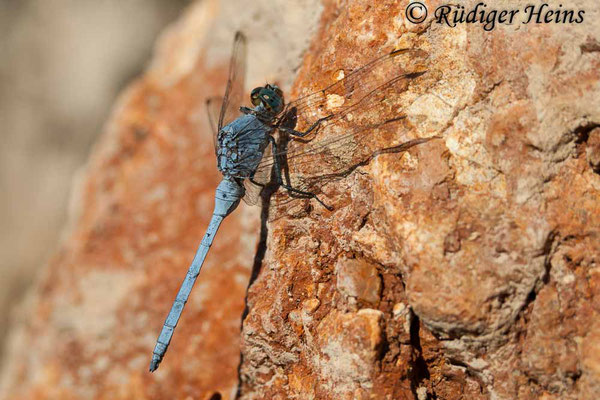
[336, 257, 381, 307]
[586, 127, 600, 171]
[238, 0, 600, 399]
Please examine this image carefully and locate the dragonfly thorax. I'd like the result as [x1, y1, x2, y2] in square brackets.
[216, 113, 272, 180]
[250, 84, 284, 115]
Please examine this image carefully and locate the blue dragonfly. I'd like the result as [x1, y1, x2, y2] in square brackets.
[149, 32, 434, 372]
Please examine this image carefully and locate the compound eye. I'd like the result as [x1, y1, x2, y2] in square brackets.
[259, 95, 271, 110]
[250, 87, 262, 105]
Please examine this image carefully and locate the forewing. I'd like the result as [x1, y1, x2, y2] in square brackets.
[278, 48, 428, 136]
[219, 32, 247, 131]
[255, 47, 433, 204]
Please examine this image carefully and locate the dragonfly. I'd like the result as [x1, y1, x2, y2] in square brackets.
[149, 32, 436, 372]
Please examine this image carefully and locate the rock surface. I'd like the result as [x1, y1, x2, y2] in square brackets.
[0, 0, 187, 369]
[2, 0, 600, 399]
[238, 0, 600, 399]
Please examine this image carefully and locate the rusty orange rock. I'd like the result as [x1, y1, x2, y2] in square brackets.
[238, 1, 600, 399]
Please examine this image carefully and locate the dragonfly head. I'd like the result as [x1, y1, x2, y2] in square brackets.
[250, 84, 284, 114]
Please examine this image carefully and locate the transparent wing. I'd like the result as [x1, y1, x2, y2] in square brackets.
[269, 132, 439, 219]
[278, 117, 435, 194]
[206, 96, 223, 153]
[255, 48, 429, 192]
[219, 32, 247, 131]
[231, 47, 432, 207]
[277, 48, 428, 137]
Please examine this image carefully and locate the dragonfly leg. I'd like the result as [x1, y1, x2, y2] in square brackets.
[280, 182, 333, 211]
[279, 114, 334, 138]
[268, 135, 333, 211]
[249, 177, 265, 187]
